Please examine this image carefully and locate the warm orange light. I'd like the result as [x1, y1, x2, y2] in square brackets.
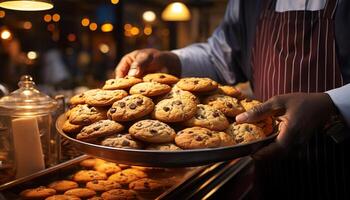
[130, 27, 140, 36]
[89, 22, 97, 31]
[52, 13, 60, 22]
[0, 10, 5, 18]
[111, 0, 119, 4]
[43, 14, 51, 22]
[124, 30, 131, 37]
[0, 0, 53, 11]
[67, 33, 76, 42]
[144, 26, 152, 35]
[143, 11, 156, 22]
[161, 2, 191, 21]
[27, 51, 38, 60]
[81, 18, 90, 27]
[47, 23, 55, 31]
[124, 23, 132, 30]
[23, 21, 32, 30]
[101, 23, 113, 32]
[1, 29, 11, 40]
[99, 43, 110, 54]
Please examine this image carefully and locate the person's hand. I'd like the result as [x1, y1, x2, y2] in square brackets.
[235, 93, 337, 160]
[115, 48, 181, 78]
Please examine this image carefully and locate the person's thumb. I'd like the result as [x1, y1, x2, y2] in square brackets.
[128, 52, 153, 77]
[236, 101, 275, 123]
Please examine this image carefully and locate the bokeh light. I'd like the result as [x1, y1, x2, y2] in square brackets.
[143, 11, 156, 22]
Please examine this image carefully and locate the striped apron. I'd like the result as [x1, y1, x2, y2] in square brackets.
[251, 0, 350, 199]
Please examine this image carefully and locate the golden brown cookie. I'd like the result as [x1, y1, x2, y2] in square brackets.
[101, 189, 139, 200]
[76, 120, 124, 141]
[216, 85, 241, 97]
[94, 162, 122, 175]
[129, 82, 171, 97]
[239, 99, 262, 111]
[176, 77, 218, 93]
[86, 180, 122, 192]
[48, 180, 79, 192]
[20, 186, 56, 199]
[225, 123, 265, 144]
[203, 94, 244, 117]
[69, 93, 86, 105]
[101, 134, 144, 149]
[64, 188, 96, 199]
[73, 170, 107, 182]
[143, 73, 179, 84]
[69, 104, 107, 125]
[79, 158, 97, 168]
[152, 97, 197, 123]
[145, 143, 182, 151]
[175, 127, 222, 149]
[183, 104, 229, 131]
[107, 94, 154, 122]
[45, 195, 81, 200]
[84, 89, 128, 107]
[157, 86, 199, 104]
[129, 178, 164, 193]
[62, 120, 83, 135]
[217, 131, 236, 146]
[103, 77, 142, 90]
[129, 120, 176, 143]
[87, 197, 103, 200]
[108, 169, 147, 185]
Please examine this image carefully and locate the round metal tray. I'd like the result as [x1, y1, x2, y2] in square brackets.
[56, 115, 278, 167]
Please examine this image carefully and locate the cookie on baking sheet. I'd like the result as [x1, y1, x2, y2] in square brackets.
[69, 104, 107, 125]
[107, 94, 154, 122]
[217, 131, 236, 146]
[76, 120, 124, 141]
[45, 195, 81, 200]
[143, 73, 179, 85]
[157, 86, 199, 104]
[101, 134, 144, 149]
[102, 77, 142, 90]
[152, 97, 197, 123]
[48, 180, 79, 192]
[176, 77, 218, 93]
[108, 169, 147, 185]
[175, 127, 222, 149]
[79, 158, 97, 168]
[87, 197, 103, 200]
[203, 94, 244, 117]
[94, 162, 121, 175]
[129, 120, 176, 143]
[129, 82, 171, 97]
[216, 85, 241, 97]
[239, 99, 262, 111]
[86, 180, 122, 192]
[84, 89, 128, 107]
[73, 170, 107, 182]
[129, 178, 164, 193]
[183, 104, 229, 131]
[146, 143, 182, 151]
[69, 93, 86, 105]
[20, 186, 56, 199]
[225, 123, 265, 144]
[64, 188, 96, 199]
[62, 120, 83, 134]
[101, 189, 139, 200]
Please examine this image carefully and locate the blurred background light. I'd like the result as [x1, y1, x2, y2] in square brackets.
[99, 43, 110, 54]
[67, 33, 76, 42]
[110, 0, 119, 5]
[101, 23, 113, 32]
[0, 0, 53, 11]
[27, 51, 38, 60]
[89, 22, 98, 31]
[23, 21, 32, 30]
[0, 10, 5, 18]
[1, 29, 11, 40]
[142, 10, 156, 22]
[162, 2, 191, 21]
[52, 13, 60, 22]
[43, 14, 51, 22]
[143, 26, 152, 35]
[130, 26, 140, 36]
[81, 18, 90, 27]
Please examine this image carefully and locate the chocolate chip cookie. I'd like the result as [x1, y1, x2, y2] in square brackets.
[108, 169, 147, 185]
[176, 77, 218, 93]
[239, 99, 262, 111]
[102, 77, 142, 90]
[69, 104, 107, 125]
[145, 143, 182, 151]
[101, 134, 144, 149]
[157, 87, 199, 103]
[107, 94, 154, 122]
[175, 127, 222, 149]
[48, 180, 79, 192]
[76, 120, 124, 141]
[64, 188, 96, 199]
[216, 85, 241, 97]
[129, 178, 164, 193]
[101, 189, 139, 200]
[203, 94, 244, 117]
[183, 104, 229, 131]
[94, 162, 122, 175]
[86, 180, 122, 192]
[20, 186, 56, 199]
[73, 170, 107, 182]
[129, 82, 171, 97]
[84, 89, 128, 107]
[217, 131, 236, 146]
[69, 93, 86, 105]
[45, 195, 81, 200]
[152, 97, 197, 122]
[225, 123, 265, 144]
[129, 120, 176, 143]
[143, 73, 179, 85]
[62, 120, 83, 134]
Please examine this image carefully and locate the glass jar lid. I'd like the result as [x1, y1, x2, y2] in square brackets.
[0, 75, 57, 116]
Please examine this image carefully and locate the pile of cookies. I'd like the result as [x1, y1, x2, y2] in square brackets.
[20, 158, 180, 200]
[62, 73, 274, 150]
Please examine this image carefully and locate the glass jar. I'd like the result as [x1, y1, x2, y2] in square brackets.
[0, 75, 60, 181]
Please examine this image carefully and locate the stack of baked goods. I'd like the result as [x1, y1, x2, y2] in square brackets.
[62, 73, 274, 151]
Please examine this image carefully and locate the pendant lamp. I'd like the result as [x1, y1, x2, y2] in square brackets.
[0, 0, 53, 11]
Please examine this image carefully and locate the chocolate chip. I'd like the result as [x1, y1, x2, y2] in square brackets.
[118, 102, 126, 108]
[94, 126, 100, 131]
[111, 81, 115, 84]
[154, 122, 162, 127]
[189, 131, 193, 133]
[207, 132, 212, 136]
[195, 136, 203, 141]
[122, 140, 130, 146]
[163, 107, 170, 112]
[129, 103, 137, 109]
[226, 103, 233, 108]
[136, 99, 143, 105]
[193, 80, 199, 84]
[90, 107, 97, 112]
[235, 138, 244, 143]
[140, 89, 146, 93]
[110, 108, 116, 113]
[159, 75, 165, 78]
[83, 118, 90, 123]
[79, 94, 84, 97]
[144, 182, 150, 188]
[92, 180, 99, 184]
[150, 129, 158, 134]
[212, 111, 220, 117]
[196, 114, 205, 119]
[173, 100, 182, 105]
